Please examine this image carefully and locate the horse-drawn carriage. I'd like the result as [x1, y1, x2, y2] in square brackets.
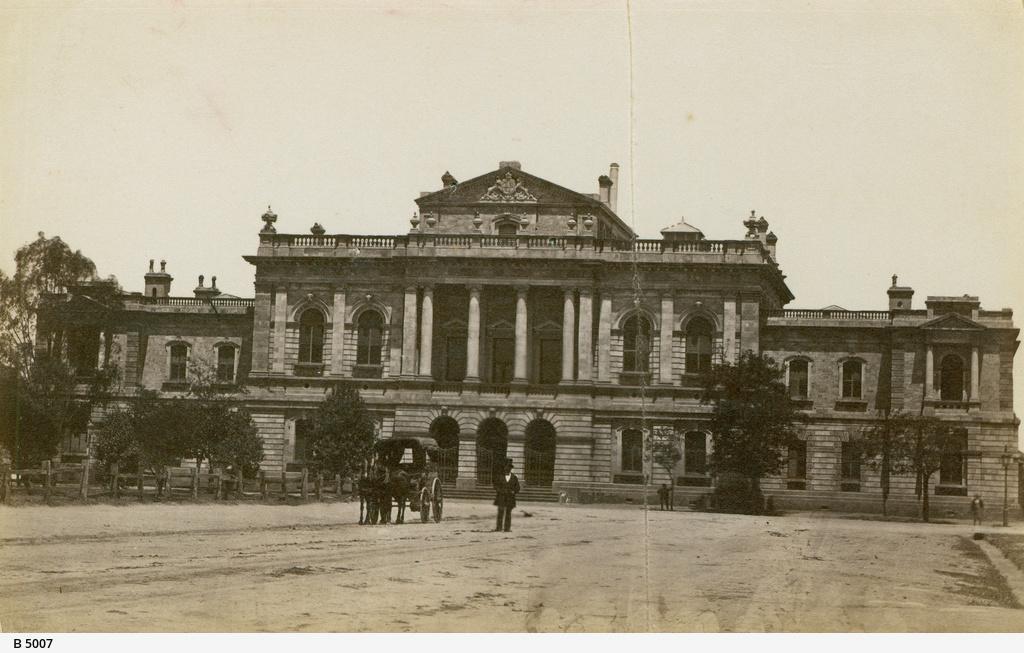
[358, 436, 444, 525]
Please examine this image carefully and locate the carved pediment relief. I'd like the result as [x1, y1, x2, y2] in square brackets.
[480, 172, 537, 203]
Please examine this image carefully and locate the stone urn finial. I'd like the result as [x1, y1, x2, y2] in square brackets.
[473, 212, 483, 229]
[425, 212, 437, 227]
[261, 205, 278, 233]
[410, 212, 420, 229]
[310, 222, 326, 236]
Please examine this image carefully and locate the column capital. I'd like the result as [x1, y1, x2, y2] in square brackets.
[563, 287, 576, 298]
[515, 285, 530, 298]
[422, 284, 434, 296]
[403, 284, 418, 294]
[467, 284, 482, 295]
[578, 286, 594, 297]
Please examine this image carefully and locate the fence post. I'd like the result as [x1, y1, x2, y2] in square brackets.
[314, 472, 322, 501]
[191, 467, 199, 500]
[1, 465, 8, 503]
[280, 470, 288, 498]
[259, 471, 267, 499]
[215, 472, 223, 500]
[301, 468, 309, 500]
[111, 462, 120, 499]
[44, 460, 52, 501]
[137, 467, 144, 498]
[80, 459, 90, 500]
[336, 474, 342, 498]
[236, 473, 244, 498]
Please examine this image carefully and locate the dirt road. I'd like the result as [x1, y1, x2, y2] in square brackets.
[1, 500, 1022, 632]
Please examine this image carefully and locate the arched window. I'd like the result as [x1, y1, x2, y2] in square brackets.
[940, 355, 965, 401]
[622, 315, 652, 374]
[685, 317, 713, 374]
[298, 309, 325, 364]
[788, 359, 809, 399]
[841, 360, 863, 399]
[356, 311, 384, 366]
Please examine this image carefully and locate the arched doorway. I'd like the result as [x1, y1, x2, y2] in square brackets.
[524, 419, 556, 487]
[940, 354, 965, 401]
[476, 418, 508, 485]
[429, 416, 460, 484]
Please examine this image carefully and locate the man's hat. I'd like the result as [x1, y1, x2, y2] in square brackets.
[504, 459, 514, 469]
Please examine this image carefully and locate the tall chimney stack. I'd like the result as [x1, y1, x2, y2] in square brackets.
[598, 175, 612, 205]
[608, 163, 619, 214]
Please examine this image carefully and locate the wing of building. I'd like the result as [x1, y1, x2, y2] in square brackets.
[35, 161, 1022, 513]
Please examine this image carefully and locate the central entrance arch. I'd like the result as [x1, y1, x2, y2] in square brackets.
[476, 418, 508, 485]
[429, 416, 460, 484]
[524, 419, 556, 487]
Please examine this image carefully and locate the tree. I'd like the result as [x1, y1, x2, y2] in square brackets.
[308, 384, 377, 478]
[651, 427, 682, 509]
[2, 356, 117, 467]
[94, 406, 140, 470]
[0, 233, 99, 371]
[862, 411, 962, 522]
[701, 350, 803, 514]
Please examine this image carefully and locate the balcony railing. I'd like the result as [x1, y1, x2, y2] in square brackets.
[257, 233, 776, 264]
[766, 309, 891, 321]
[137, 296, 255, 308]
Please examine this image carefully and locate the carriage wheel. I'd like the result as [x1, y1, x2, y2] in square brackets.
[419, 487, 431, 523]
[431, 478, 443, 523]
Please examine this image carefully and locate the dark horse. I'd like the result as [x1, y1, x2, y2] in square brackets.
[384, 469, 412, 524]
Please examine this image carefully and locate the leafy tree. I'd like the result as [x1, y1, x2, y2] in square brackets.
[862, 411, 962, 522]
[651, 427, 682, 509]
[701, 350, 803, 514]
[0, 233, 99, 371]
[94, 406, 140, 470]
[308, 384, 377, 478]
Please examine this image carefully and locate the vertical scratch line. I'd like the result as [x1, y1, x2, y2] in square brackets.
[624, 0, 652, 633]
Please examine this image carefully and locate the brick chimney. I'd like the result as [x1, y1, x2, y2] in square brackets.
[608, 163, 619, 213]
[598, 175, 612, 205]
[193, 274, 220, 299]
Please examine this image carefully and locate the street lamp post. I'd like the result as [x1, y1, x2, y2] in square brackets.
[1000, 445, 1023, 528]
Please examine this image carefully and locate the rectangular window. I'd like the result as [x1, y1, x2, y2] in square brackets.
[840, 441, 862, 480]
[788, 360, 809, 398]
[169, 344, 188, 382]
[444, 336, 467, 381]
[939, 430, 967, 486]
[490, 337, 514, 384]
[842, 361, 862, 398]
[217, 346, 236, 382]
[538, 338, 561, 384]
[684, 432, 707, 475]
[788, 441, 807, 479]
[621, 429, 643, 473]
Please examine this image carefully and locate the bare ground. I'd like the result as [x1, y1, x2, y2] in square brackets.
[1, 500, 1023, 632]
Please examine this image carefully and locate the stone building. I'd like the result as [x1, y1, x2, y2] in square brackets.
[38, 161, 1021, 513]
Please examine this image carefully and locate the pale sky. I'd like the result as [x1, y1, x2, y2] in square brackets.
[2, 0, 1022, 441]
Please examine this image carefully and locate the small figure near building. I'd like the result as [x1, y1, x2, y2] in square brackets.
[493, 459, 520, 532]
[658, 483, 670, 511]
[970, 494, 985, 526]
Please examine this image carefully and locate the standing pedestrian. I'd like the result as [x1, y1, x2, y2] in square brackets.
[970, 494, 985, 526]
[493, 459, 520, 532]
[658, 483, 669, 511]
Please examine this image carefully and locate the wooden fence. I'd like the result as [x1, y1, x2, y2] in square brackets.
[0, 462, 349, 504]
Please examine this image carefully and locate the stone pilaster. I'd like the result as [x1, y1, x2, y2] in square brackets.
[562, 289, 576, 383]
[271, 286, 287, 374]
[659, 294, 674, 384]
[401, 285, 418, 377]
[330, 287, 347, 376]
[419, 286, 434, 378]
[597, 296, 612, 382]
[723, 298, 737, 363]
[466, 285, 481, 382]
[513, 286, 528, 382]
[577, 289, 593, 382]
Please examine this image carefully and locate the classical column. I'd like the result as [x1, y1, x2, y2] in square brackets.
[513, 286, 528, 382]
[330, 287, 347, 375]
[970, 346, 980, 401]
[562, 289, 576, 382]
[597, 296, 612, 382]
[419, 285, 434, 378]
[271, 286, 287, 374]
[401, 286, 418, 377]
[465, 286, 482, 381]
[659, 294, 674, 384]
[577, 288, 593, 382]
[925, 344, 934, 399]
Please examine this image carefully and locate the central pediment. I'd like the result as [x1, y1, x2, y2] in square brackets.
[411, 162, 635, 240]
[920, 313, 984, 331]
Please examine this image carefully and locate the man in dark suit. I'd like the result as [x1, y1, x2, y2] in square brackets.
[493, 459, 520, 532]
